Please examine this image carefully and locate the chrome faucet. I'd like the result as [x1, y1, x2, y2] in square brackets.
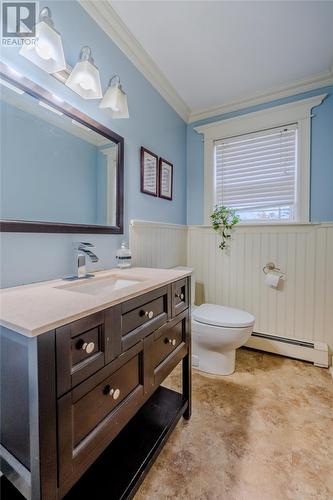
[73, 242, 99, 279]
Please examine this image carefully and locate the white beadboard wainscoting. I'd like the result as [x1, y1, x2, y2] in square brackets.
[129, 220, 333, 366]
[129, 220, 187, 269]
[188, 223, 332, 366]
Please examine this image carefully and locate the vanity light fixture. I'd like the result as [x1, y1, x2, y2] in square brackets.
[65, 46, 102, 99]
[99, 75, 129, 118]
[19, 7, 66, 74]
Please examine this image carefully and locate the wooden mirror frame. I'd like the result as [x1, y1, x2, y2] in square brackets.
[0, 62, 124, 234]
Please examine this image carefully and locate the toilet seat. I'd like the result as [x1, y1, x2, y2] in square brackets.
[192, 303, 255, 328]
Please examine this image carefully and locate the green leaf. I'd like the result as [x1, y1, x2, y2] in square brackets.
[210, 204, 240, 251]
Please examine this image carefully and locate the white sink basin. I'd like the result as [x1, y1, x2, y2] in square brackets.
[56, 276, 142, 296]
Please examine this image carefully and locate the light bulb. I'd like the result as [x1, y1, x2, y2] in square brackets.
[35, 42, 52, 60]
[79, 75, 94, 91]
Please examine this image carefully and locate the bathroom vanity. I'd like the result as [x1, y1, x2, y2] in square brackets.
[0, 268, 192, 500]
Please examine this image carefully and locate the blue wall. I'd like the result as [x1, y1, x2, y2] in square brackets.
[187, 86, 333, 224]
[0, 0, 187, 287]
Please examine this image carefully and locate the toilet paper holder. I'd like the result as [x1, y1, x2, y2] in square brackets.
[262, 262, 286, 276]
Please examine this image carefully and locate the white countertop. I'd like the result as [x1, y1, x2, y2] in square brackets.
[0, 267, 191, 337]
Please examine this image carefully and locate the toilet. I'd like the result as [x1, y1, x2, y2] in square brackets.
[173, 267, 255, 376]
[192, 303, 255, 375]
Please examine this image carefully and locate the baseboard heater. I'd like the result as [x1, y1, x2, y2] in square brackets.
[245, 332, 329, 367]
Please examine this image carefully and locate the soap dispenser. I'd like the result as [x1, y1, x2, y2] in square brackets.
[116, 241, 132, 268]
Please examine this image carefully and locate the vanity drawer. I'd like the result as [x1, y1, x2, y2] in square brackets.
[56, 306, 121, 397]
[121, 286, 170, 351]
[73, 351, 140, 447]
[57, 341, 144, 496]
[71, 326, 100, 366]
[151, 310, 189, 388]
[153, 317, 184, 368]
[172, 278, 189, 317]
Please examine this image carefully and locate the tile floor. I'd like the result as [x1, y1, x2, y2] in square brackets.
[136, 348, 333, 500]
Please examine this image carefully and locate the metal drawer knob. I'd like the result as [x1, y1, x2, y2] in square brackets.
[175, 293, 184, 300]
[76, 339, 95, 354]
[112, 388, 121, 400]
[83, 341, 95, 354]
[103, 386, 121, 400]
[165, 338, 176, 346]
[145, 310, 154, 319]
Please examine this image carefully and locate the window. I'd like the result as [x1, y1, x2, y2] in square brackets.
[195, 95, 327, 224]
[214, 125, 297, 222]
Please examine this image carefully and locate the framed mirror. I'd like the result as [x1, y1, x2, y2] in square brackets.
[0, 62, 124, 234]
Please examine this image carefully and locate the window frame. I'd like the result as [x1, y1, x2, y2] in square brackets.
[194, 95, 327, 225]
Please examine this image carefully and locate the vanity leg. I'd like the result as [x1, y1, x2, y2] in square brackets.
[29, 332, 58, 500]
[182, 310, 192, 420]
[182, 354, 192, 420]
[0, 328, 58, 500]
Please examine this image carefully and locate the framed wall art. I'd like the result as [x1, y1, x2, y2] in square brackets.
[159, 158, 173, 200]
[140, 147, 158, 197]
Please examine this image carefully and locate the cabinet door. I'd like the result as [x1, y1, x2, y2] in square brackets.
[57, 341, 144, 497]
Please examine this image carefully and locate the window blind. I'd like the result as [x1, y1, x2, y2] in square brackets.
[214, 124, 297, 216]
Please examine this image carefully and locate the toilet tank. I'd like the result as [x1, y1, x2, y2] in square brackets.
[172, 266, 195, 306]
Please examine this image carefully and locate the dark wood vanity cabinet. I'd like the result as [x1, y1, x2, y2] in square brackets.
[0, 278, 191, 500]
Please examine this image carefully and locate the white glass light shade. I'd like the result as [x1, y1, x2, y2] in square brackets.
[66, 51, 102, 100]
[99, 82, 122, 111]
[19, 9, 66, 74]
[111, 89, 129, 119]
[100, 78, 129, 118]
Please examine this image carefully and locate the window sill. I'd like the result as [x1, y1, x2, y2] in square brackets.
[188, 221, 324, 229]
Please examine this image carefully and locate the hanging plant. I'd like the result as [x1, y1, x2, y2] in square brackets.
[210, 205, 240, 250]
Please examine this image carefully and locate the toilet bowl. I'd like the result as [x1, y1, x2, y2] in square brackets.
[192, 304, 255, 375]
[172, 267, 255, 376]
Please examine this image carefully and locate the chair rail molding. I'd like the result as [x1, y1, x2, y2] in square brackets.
[194, 94, 327, 225]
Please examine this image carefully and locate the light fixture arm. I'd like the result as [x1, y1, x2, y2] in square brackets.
[39, 7, 54, 27]
[109, 75, 121, 87]
[79, 46, 95, 64]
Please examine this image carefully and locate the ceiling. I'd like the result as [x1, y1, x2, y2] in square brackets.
[111, 1, 333, 118]
[82, 1, 333, 122]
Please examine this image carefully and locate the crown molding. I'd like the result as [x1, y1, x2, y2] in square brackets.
[194, 93, 327, 136]
[189, 67, 333, 124]
[79, 0, 332, 125]
[79, 0, 190, 122]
